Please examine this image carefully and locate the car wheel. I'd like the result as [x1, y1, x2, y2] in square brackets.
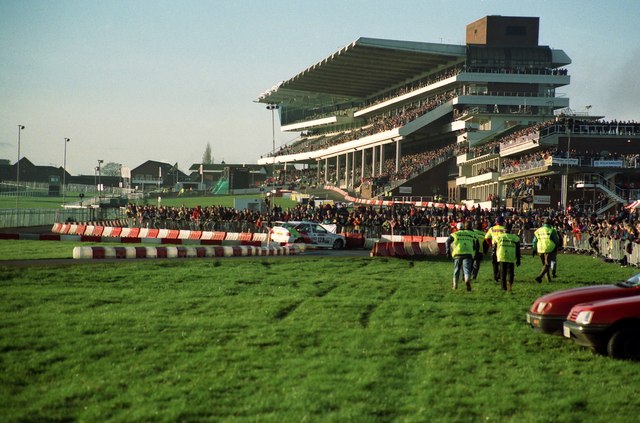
[607, 328, 640, 360]
[332, 238, 345, 250]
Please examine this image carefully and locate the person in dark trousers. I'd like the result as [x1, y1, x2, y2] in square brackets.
[493, 222, 521, 292]
[484, 215, 505, 283]
[532, 217, 561, 283]
[446, 221, 479, 292]
[471, 220, 486, 280]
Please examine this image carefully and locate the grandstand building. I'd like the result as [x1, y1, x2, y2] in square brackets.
[257, 15, 640, 212]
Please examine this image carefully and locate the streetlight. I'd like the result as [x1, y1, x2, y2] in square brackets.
[16, 125, 25, 225]
[266, 103, 279, 212]
[97, 159, 103, 200]
[63, 138, 70, 206]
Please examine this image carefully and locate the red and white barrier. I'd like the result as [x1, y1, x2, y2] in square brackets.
[72, 244, 304, 259]
[369, 241, 442, 257]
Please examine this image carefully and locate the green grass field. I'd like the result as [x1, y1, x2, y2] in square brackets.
[1, 244, 639, 422]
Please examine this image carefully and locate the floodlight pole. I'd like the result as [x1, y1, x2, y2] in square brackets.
[266, 103, 279, 215]
[16, 125, 25, 226]
[63, 138, 70, 206]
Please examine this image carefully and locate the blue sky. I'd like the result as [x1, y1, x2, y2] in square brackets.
[1, 0, 639, 175]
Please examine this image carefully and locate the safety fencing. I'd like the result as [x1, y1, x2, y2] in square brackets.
[562, 232, 640, 266]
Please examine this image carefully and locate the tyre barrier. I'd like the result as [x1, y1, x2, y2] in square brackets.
[370, 241, 441, 257]
[72, 244, 305, 260]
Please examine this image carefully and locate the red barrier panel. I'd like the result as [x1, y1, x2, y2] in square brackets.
[40, 234, 62, 241]
[75, 225, 87, 235]
[121, 238, 142, 244]
[166, 230, 179, 239]
[93, 226, 104, 237]
[240, 240, 262, 246]
[238, 233, 252, 241]
[114, 247, 127, 259]
[93, 247, 105, 259]
[344, 233, 365, 249]
[212, 232, 226, 241]
[110, 227, 122, 237]
[60, 224, 71, 234]
[189, 231, 202, 240]
[126, 228, 140, 238]
[161, 238, 182, 244]
[147, 228, 159, 238]
[201, 239, 222, 245]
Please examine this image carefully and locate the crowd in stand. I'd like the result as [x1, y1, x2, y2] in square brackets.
[504, 176, 550, 199]
[266, 91, 457, 158]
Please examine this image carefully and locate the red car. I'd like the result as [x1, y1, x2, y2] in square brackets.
[526, 273, 640, 335]
[563, 296, 640, 360]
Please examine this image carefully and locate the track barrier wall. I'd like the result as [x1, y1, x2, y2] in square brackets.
[6, 222, 636, 266]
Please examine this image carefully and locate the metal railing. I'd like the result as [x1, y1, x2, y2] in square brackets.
[0, 208, 125, 229]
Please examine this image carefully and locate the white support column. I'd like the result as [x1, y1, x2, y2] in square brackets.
[351, 151, 356, 188]
[361, 149, 365, 181]
[379, 145, 385, 176]
[395, 138, 401, 175]
[316, 160, 320, 183]
[371, 146, 377, 177]
[324, 158, 328, 183]
[345, 152, 351, 188]
[335, 156, 340, 185]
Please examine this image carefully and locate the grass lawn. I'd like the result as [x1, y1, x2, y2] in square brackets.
[1, 245, 639, 422]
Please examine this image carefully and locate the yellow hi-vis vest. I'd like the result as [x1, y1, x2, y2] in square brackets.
[534, 225, 556, 253]
[484, 225, 504, 242]
[494, 232, 519, 263]
[451, 230, 476, 257]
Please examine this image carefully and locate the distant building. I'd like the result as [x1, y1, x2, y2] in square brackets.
[186, 163, 268, 191]
[130, 160, 188, 192]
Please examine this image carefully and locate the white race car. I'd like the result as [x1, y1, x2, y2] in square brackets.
[269, 221, 346, 249]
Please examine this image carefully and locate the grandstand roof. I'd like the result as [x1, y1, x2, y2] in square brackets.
[258, 38, 465, 104]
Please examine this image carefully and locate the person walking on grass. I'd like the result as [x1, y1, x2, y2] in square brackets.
[471, 220, 486, 280]
[533, 217, 560, 283]
[446, 221, 479, 292]
[484, 215, 505, 283]
[493, 222, 521, 292]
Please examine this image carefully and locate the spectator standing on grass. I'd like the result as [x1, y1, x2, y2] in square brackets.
[471, 220, 486, 280]
[493, 222, 521, 292]
[446, 221, 479, 292]
[533, 217, 560, 283]
[484, 215, 505, 283]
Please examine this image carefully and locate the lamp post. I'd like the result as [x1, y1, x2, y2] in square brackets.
[97, 159, 103, 200]
[16, 125, 25, 225]
[63, 138, 70, 206]
[266, 103, 279, 211]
